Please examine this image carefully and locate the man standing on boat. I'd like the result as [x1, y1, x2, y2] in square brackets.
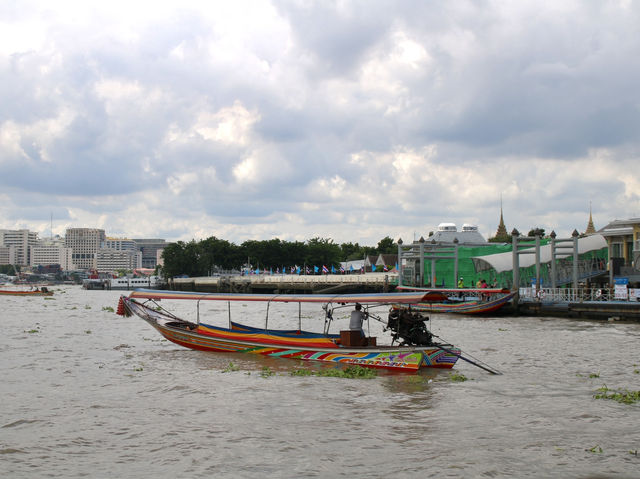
[350, 303, 366, 336]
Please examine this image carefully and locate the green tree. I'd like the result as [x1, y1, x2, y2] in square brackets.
[340, 242, 364, 261]
[0, 264, 18, 275]
[527, 228, 546, 238]
[376, 236, 396, 254]
[305, 237, 342, 266]
[161, 241, 199, 278]
[200, 236, 239, 271]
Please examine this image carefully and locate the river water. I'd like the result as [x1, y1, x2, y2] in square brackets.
[1, 285, 639, 478]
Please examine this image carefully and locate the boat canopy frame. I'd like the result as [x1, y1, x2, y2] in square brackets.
[129, 289, 424, 335]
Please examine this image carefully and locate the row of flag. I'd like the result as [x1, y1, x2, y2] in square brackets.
[243, 263, 397, 275]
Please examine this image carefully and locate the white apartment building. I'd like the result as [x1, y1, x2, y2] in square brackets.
[0, 229, 38, 266]
[65, 228, 106, 270]
[96, 249, 142, 273]
[103, 237, 138, 251]
[0, 245, 17, 266]
[30, 242, 75, 270]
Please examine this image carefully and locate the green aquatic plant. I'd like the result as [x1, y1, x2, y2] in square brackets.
[594, 385, 640, 404]
[26, 328, 40, 334]
[319, 365, 377, 379]
[44, 297, 55, 300]
[222, 362, 239, 373]
[338, 365, 377, 378]
[102, 306, 115, 313]
[85, 330, 91, 334]
[260, 366, 275, 378]
[589, 372, 600, 378]
[84, 305, 91, 310]
[587, 445, 603, 454]
[133, 365, 144, 372]
[449, 371, 469, 382]
[290, 365, 377, 379]
[290, 368, 315, 376]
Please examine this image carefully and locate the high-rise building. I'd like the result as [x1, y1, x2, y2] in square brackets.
[96, 248, 142, 273]
[132, 239, 167, 269]
[104, 237, 138, 251]
[0, 246, 17, 266]
[65, 228, 106, 270]
[0, 229, 38, 266]
[30, 236, 75, 271]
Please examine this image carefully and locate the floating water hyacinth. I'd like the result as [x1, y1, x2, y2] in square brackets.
[449, 372, 469, 382]
[289, 366, 377, 379]
[594, 385, 640, 404]
[222, 362, 239, 373]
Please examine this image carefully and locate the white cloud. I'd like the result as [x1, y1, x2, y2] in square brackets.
[1, 0, 639, 246]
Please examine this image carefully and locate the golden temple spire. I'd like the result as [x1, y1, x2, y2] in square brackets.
[585, 201, 596, 234]
[494, 194, 509, 241]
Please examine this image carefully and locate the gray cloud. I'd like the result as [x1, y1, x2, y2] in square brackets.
[1, 1, 639, 244]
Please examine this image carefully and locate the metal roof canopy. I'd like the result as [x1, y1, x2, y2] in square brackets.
[472, 234, 607, 273]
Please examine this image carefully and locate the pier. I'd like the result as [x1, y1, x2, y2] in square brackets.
[515, 287, 640, 320]
[169, 273, 396, 294]
[165, 274, 640, 320]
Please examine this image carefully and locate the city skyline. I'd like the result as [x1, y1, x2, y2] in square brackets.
[1, 1, 639, 245]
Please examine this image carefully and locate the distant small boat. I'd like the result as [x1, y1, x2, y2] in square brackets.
[0, 287, 53, 297]
[395, 286, 516, 315]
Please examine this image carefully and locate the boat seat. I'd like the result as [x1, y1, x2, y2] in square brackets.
[339, 330, 374, 347]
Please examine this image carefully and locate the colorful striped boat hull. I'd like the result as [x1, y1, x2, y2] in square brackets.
[0, 289, 53, 296]
[396, 287, 516, 315]
[121, 296, 460, 371]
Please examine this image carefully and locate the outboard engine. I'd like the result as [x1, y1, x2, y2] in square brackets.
[387, 307, 433, 346]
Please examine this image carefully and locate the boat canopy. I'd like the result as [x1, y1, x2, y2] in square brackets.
[472, 234, 607, 273]
[129, 289, 432, 304]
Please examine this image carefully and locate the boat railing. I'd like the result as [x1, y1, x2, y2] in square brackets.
[518, 287, 624, 302]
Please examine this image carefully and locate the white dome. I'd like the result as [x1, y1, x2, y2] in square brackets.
[437, 222, 457, 232]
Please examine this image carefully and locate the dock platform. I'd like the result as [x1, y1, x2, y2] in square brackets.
[517, 299, 640, 320]
[168, 273, 397, 294]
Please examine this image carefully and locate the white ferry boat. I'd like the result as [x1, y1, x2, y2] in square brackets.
[109, 276, 161, 290]
[83, 276, 162, 290]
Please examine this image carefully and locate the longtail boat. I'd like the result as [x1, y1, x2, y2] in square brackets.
[395, 286, 516, 315]
[117, 289, 462, 371]
[0, 287, 53, 297]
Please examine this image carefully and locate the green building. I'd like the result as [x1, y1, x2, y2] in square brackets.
[398, 230, 608, 289]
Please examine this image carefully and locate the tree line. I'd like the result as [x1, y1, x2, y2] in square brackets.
[160, 236, 397, 278]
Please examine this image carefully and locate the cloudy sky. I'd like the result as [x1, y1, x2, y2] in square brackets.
[1, 0, 639, 246]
